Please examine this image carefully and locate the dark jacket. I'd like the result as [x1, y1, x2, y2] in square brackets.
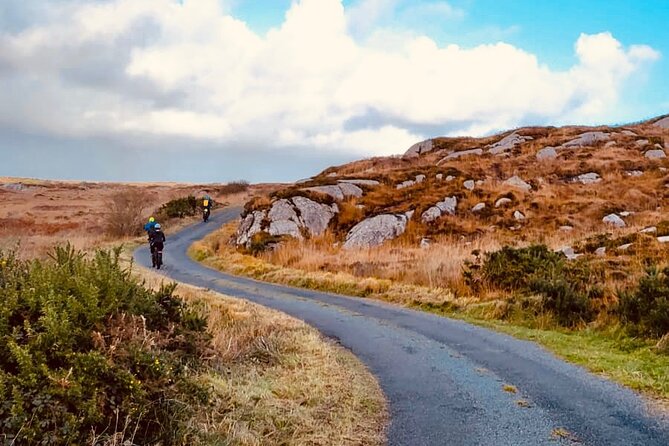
[149, 229, 166, 250]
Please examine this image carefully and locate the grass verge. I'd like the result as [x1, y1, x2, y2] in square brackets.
[133, 257, 388, 446]
[191, 224, 669, 403]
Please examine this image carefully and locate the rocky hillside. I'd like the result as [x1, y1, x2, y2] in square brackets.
[237, 115, 669, 252]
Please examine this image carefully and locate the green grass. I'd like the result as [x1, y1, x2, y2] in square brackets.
[472, 321, 668, 397]
[191, 240, 669, 401]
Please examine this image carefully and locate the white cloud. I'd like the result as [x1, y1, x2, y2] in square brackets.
[0, 0, 661, 158]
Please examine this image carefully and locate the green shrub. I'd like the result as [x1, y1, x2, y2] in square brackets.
[157, 195, 200, 220]
[618, 266, 669, 337]
[466, 245, 565, 292]
[464, 245, 600, 326]
[0, 246, 210, 445]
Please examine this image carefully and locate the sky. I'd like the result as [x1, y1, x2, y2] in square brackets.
[0, 0, 667, 183]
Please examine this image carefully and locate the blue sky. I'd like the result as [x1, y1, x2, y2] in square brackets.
[0, 0, 667, 182]
[233, 0, 668, 122]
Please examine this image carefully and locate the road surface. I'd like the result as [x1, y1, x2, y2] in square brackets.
[134, 208, 669, 446]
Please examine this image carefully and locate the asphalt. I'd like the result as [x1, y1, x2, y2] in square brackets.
[134, 208, 669, 446]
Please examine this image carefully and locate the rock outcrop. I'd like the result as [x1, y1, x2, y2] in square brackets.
[237, 197, 338, 246]
[472, 203, 486, 213]
[488, 132, 533, 155]
[404, 139, 434, 158]
[338, 179, 381, 186]
[653, 116, 669, 128]
[503, 175, 532, 191]
[344, 214, 409, 249]
[575, 172, 601, 185]
[397, 174, 426, 189]
[440, 148, 483, 162]
[303, 183, 363, 200]
[236, 210, 267, 246]
[422, 197, 457, 222]
[463, 180, 475, 191]
[645, 149, 667, 159]
[495, 197, 512, 208]
[562, 132, 611, 148]
[603, 213, 626, 228]
[536, 147, 558, 161]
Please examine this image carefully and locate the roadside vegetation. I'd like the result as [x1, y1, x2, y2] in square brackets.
[192, 222, 669, 401]
[0, 245, 386, 445]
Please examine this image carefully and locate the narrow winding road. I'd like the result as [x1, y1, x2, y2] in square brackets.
[134, 208, 669, 446]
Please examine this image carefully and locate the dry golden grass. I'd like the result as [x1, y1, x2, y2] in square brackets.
[0, 177, 264, 258]
[134, 262, 388, 446]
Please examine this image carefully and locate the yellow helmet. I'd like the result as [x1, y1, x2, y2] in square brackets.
[149, 217, 155, 223]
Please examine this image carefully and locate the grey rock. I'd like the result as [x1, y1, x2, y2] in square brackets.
[303, 185, 345, 200]
[423, 197, 457, 222]
[653, 116, 669, 128]
[488, 132, 532, 155]
[626, 170, 643, 177]
[603, 214, 626, 228]
[396, 180, 416, 190]
[291, 196, 337, 236]
[269, 219, 303, 239]
[405, 210, 415, 220]
[604, 141, 616, 148]
[560, 246, 581, 260]
[495, 198, 512, 208]
[645, 149, 667, 159]
[337, 182, 364, 198]
[436, 197, 458, 215]
[421, 207, 443, 223]
[504, 175, 532, 191]
[435, 174, 443, 181]
[618, 243, 633, 251]
[595, 247, 607, 256]
[236, 210, 266, 246]
[562, 131, 611, 148]
[513, 211, 526, 221]
[636, 139, 650, 148]
[304, 183, 363, 200]
[404, 139, 434, 158]
[295, 178, 313, 184]
[327, 172, 339, 177]
[658, 236, 669, 243]
[445, 175, 456, 182]
[560, 225, 574, 232]
[621, 130, 637, 136]
[536, 147, 558, 161]
[343, 214, 409, 249]
[640, 226, 657, 234]
[619, 211, 633, 217]
[472, 203, 486, 213]
[463, 180, 475, 191]
[415, 174, 426, 184]
[2, 183, 31, 191]
[420, 238, 432, 249]
[442, 148, 484, 161]
[338, 179, 380, 186]
[576, 172, 602, 184]
[268, 199, 299, 223]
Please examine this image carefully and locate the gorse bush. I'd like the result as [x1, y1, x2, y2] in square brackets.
[464, 245, 600, 326]
[0, 246, 210, 445]
[618, 266, 669, 337]
[157, 195, 200, 219]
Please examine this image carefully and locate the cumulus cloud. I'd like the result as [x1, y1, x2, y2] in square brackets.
[0, 0, 661, 161]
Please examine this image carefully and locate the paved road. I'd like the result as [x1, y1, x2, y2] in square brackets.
[135, 208, 669, 446]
